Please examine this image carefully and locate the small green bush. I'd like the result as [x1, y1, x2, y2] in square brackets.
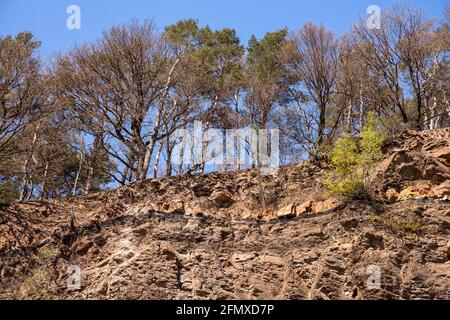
[360, 113, 384, 169]
[329, 133, 360, 175]
[37, 246, 59, 263]
[325, 172, 365, 197]
[325, 113, 384, 198]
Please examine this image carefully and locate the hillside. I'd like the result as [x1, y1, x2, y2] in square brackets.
[0, 129, 449, 300]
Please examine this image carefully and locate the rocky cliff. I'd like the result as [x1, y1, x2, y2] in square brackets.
[0, 129, 449, 300]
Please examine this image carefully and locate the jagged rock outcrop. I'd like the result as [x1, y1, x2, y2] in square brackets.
[374, 129, 450, 201]
[0, 129, 449, 300]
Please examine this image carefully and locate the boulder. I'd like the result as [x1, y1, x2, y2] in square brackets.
[260, 255, 284, 266]
[0, 241, 7, 254]
[277, 200, 314, 218]
[232, 253, 255, 263]
[185, 205, 204, 216]
[276, 203, 297, 218]
[398, 181, 433, 200]
[169, 200, 185, 214]
[398, 163, 421, 180]
[296, 200, 313, 216]
[430, 146, 450, 162]
[211, 190, 234, 208]
[385, 188, 400, 201]
[433, 181, 450, 199]
[312, 197, 340, 213]
[398, 187, 420, 200]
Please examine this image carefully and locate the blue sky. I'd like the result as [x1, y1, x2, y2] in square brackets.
[0, 0, 447, 58]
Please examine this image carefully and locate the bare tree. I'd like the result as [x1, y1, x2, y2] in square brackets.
[285, 22, 339, 151]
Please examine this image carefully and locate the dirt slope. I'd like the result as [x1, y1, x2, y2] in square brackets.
[0, 129, 449, 300]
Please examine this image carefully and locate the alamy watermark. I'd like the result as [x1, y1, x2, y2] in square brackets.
[67, 265, 81, 290]
[66, 5, 81, 30]
[366, 265, 381, 290]
[366, 5, 381, 30]
[171, 121, 280, 176]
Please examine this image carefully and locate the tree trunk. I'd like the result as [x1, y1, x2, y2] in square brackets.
[200, 132, 208, 174]
[72, 133, 85, 196]
[416, 95, 423, 131]
[359, 88, 364, 132]
[40, 161, 50, 201]
[26, 180, 34, 201]
[397, 99, 409, 124]
[165, 144, 172, 177]
[234, 90, 241, 171]
[85, 166, 94, 194]
[139, 58, 179, 181]
[19, 160, 30, 202]
[25, 172, 34, 201]
[19, 120, 42, 201]
[25, 155, 38, 201]
[153, 142, 163, 178]
[429, 96, 438, 130]
[72, 151, 83, 196]
[120, 149, 135, 186]
[200, 96, 219, 173]
[317, 105, 326, 146]
[85, 135, 101, 194]
[139, 139, 156, 180]
[347, 99, 352, 132]
[177, 144, 184, 176]
[121, 165, 129, 186]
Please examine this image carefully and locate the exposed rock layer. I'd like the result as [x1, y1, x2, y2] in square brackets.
[0, 129, 449, 300]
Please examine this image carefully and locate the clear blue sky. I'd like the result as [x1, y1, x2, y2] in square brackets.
[0, 0, 447, 58]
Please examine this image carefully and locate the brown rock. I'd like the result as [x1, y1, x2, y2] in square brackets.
[430, 146, 450, 162]
[169, 200, 185, 213]
[296, 200, 312, 216]
[398, 163, 421, 180]
[398, 181, 433, 200]
[185, 205, 203, 216]
[211, 190, 234, 208]
[386, 188, 400, 201]
[312, 197, 340, 213]
[232, 253, 255, 263]
[276, 203, 297, 218]
[260, 255, 284, 266]
[76, 240, 93, 255]
[340, 243, 353, 251]
[433, 181, 450, 199]
[398, 187, 416, 200]
[0, 238, 8, 253]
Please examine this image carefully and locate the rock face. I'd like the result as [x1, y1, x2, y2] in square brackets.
[0, 129, 449, 300]
[375, 129, 450, 201]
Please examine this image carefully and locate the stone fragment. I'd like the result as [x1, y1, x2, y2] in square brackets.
[296, 201, 312, 216]
[260, 255, 284, 266]
[211, 190, 234, 208]
[386, 188, 400, 201]
[276, 203, 297, 218]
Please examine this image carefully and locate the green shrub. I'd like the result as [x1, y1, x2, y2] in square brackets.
[325, 113, 384, 198]
[325, 172, 365, 197]
[360, 113, 384, 169]
[20, 269, 49, 297]
[37, 246, 59, 263]
[329, 133, 360, 175]
[14, 246, 60, 299]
